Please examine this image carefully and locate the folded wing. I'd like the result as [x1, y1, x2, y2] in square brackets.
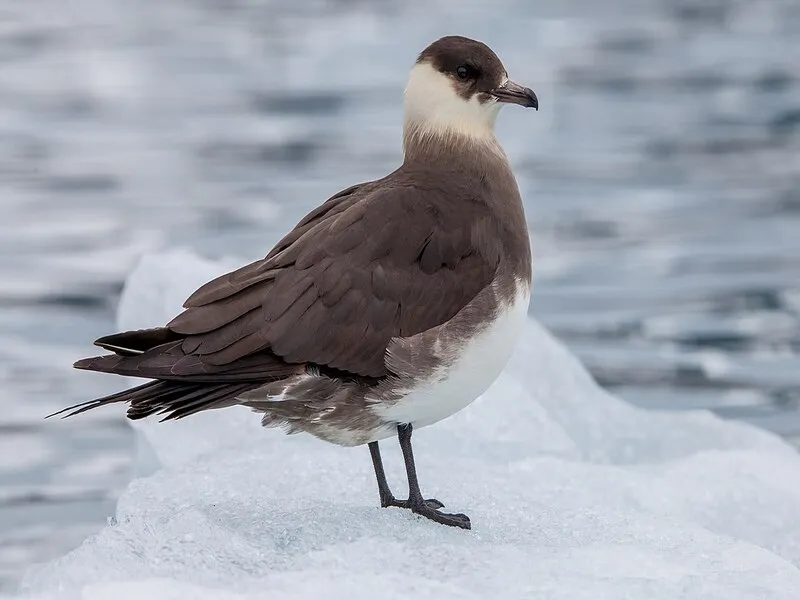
[76, 182, 502, 382]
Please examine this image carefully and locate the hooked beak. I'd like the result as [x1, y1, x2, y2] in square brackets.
[491, 80, 538, 110]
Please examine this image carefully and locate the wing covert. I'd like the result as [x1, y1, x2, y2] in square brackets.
[167, 185, 501, 378]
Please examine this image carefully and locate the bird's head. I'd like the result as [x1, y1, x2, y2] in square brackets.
[404, 36, 538, 149]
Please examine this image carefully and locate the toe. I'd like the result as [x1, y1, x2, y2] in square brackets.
[424, 498, 445, 510]
[449, 513, 471, 530]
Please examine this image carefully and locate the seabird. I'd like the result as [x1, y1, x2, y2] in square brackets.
[52, 35, 538, 530]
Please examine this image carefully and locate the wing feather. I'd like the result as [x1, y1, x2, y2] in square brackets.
[163, 185, 500, 378]
[78, 180, 501, 382]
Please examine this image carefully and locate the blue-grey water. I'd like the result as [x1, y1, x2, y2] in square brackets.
[2, 0, 800, 591]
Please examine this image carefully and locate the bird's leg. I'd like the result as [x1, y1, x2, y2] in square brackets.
[368, 434, 444, 510]
[395, 423, 471, 529]
[368, 441, 397, 507]
[369, 437, 445, 512]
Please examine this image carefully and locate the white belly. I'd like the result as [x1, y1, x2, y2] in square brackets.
[376, 282, 530, 430]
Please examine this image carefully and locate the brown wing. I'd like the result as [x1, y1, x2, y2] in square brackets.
[163, 182, 502, 378]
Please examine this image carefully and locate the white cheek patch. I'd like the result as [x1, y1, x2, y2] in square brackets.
[404, 62, 502, 140]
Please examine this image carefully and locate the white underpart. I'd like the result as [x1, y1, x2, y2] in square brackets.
[376, 281, 531, 430]
[403, 62, 503, 141]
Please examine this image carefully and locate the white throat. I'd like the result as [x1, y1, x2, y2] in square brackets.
[403, 62, 502, 147]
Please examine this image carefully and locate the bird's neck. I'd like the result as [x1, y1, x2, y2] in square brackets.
[402, 119, 506, 165]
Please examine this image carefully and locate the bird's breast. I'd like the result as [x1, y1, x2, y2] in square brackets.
[373, 277, 531, 429]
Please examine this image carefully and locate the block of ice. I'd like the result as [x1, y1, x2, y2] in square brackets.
[12, 249, 800, 599]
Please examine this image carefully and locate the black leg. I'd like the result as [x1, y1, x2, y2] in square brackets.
[369, 439, 445, 511]
[396, 423, 471, 530]
[368, 441, 395, 507]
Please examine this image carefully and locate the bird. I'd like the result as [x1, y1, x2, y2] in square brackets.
[51, 35, 538, 530]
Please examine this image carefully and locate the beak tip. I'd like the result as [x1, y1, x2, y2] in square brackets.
[525, 87, 539, 111]
[491, 81, 539, 110]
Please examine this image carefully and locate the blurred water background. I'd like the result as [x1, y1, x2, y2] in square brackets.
[1, 0, 799, 591]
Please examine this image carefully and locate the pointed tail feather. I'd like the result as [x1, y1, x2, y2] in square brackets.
[64, 326, 296, 421]
[46, 380, 164, 419]
[47, 380, 260, 421]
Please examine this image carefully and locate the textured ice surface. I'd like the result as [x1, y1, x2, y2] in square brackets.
[12, 250, 800, 599]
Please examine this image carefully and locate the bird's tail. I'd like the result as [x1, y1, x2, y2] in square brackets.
[47, 379, 259, 421]
[58, 327, 298, 422]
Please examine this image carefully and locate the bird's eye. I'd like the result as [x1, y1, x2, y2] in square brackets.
[456, 65, 470, 80]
